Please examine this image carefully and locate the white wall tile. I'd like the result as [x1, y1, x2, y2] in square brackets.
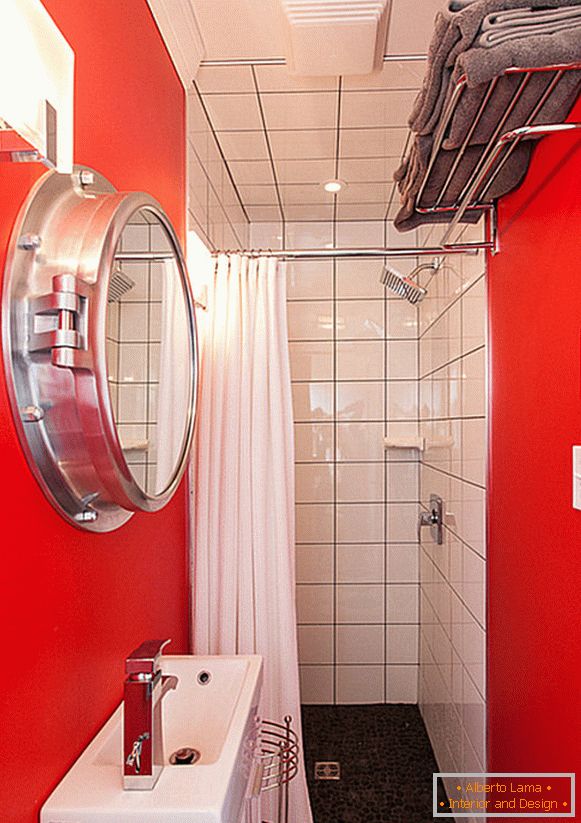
[336, 422, 385, 462]
[296, 464, 334, 503]
[336, 665, 383, 704]
[337, 625, 385, 664]
[336, 300, 384, 339]
[386, 665, 419, 703]
[296, 584, 333, 623]
[337, 503, 384, 543]
[336, 340, 384, 381]
[386, 584, 419, 623]
[286, 261, 333, 300]
[336, 382, 384, 421]
[292, 383, 333, 421]
[296, 504, 333, 543]
[337, 584, 384, 623]
[296, 545, 333, 584]
[386, 625, 419, 664]
[287, 301, 334, 340]
[294, 422, 334, 462]
[300, 666, 334, 704]
[298, 625, 334, 664]
[289, 341, 333, 381]
[336, 463, 384, 503]
[337, 544, 384, 584]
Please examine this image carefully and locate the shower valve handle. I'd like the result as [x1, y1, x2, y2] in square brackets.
[417, 495, 444, 544]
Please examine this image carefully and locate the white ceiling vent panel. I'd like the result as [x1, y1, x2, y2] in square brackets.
[281, 0, 390, 76]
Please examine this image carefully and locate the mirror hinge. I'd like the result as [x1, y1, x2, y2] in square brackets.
[29, 274, 91, 369]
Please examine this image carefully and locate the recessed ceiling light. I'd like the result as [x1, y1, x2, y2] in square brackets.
[323, 179, 345, 194]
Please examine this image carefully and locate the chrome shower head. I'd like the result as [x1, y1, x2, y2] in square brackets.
[107, 267, 135, 303]
[380, 258, 441, 304]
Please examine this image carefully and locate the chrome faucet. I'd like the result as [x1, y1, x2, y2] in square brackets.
[123, 638, 178, 790]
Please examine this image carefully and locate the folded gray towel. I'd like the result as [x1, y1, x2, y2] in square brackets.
[478, 18, 581, 47]
[443, 70, 581, 149]
[393, 133, 533, 231]
[409, 0, 581, 135]
[482, 5, 581, 28]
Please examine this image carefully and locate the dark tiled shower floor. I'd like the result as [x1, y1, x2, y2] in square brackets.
[301, 705, 447, 823]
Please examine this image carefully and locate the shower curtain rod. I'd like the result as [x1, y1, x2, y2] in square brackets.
[211, 244, 483, 260]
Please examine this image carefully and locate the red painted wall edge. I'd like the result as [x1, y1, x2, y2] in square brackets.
[0, 2, 189, 821]
[487, 97, 581, 822]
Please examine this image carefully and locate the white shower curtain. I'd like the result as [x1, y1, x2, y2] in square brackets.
[190, 253, 313, 823]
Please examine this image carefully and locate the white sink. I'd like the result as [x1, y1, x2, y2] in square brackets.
[41, 655, 263, 823]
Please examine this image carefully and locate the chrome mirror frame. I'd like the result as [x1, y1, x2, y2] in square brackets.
[2, 166, 198, 532]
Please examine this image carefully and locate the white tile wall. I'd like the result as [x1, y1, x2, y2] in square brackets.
[256, 220, 421, 705]
[418, 247, 487, 778]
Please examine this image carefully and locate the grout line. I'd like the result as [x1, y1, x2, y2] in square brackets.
[251, 65, 285, 223]
[332, 215, 338, 705]
[190, 84, 251, 226]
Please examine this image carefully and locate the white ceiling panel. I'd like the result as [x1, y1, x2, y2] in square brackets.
[339, 127, 407, 158]
[386, 0, 444, 55]
[340, 89, 419, 128]
[236, 184, 280, 205]
[261, 91, 338, 130]
[228, 159, 276, 185]
[202, 93, 263, 130]
[268, 129, 336, 159]
[216, 130, 270, 161]
[275, 158, 335, 183]
[279, 184, 332, 205]
[339, 156, 400, 183]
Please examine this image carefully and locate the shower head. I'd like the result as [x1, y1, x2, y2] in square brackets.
[107, 267, 135, 303]
[380, 258, 441, 304]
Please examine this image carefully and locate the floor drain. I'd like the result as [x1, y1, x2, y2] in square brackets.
[314, 761, 341, 780]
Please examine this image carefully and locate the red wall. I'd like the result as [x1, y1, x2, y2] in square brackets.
[487, 99, 581, 819]
[0, 3, 189, 821]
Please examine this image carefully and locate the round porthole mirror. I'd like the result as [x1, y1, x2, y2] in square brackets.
[2, 167, 198, 531]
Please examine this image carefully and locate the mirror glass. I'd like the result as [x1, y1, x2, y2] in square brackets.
[105, 208, 193, 496]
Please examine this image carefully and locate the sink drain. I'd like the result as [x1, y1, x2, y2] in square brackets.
[170, 747, 201, 765]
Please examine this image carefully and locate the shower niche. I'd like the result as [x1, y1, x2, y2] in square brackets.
[2, 167, 198, 532]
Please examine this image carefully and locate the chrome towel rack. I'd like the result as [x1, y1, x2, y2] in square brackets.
[398, 62, 581, 250]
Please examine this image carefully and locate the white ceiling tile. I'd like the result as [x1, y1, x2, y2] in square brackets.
[216, 131, 269, 161]
[339, 157, 400, 183]
[275, 158, 335, 184]
[195, 65, 255, 93]
[246, 205, 283, 221]
[255, 64, 339, 92]
[339, 182, 390, 203]
[191, 0, 288, 60]
[269, 129, 336, 159]
[336, 203, 389, 220]
[283, 204, 335, 221]
[342, 59, 427, 91]
[386, 0, 442, 55]
[341, 89, 418, 128]
[203, 93, 263, 131]
[261, 92, 338, 130]
[236, 184, 279, 205]
[279, 184, 332, 205]
[228, 159, 275, 185]
[340, 127, 408, 158]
